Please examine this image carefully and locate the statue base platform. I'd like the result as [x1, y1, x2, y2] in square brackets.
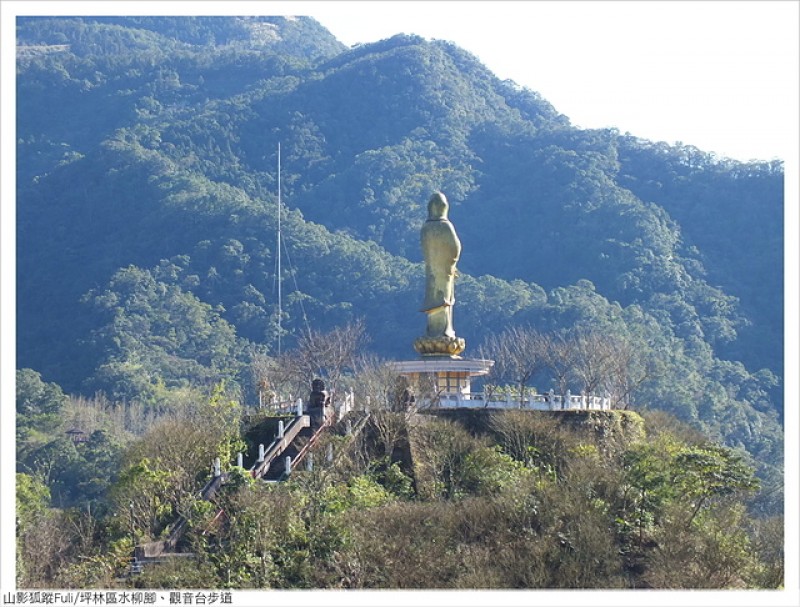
[413, 335, 466, 357]
[390, 358, 493, 376]
[389, 357, 495, 405]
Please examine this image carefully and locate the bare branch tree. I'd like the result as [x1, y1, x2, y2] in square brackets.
[481, 326, 546, 405]
[475, 342, 505, 406]
[274, 350, 308, 404]
[353, 354, 406, 412]
[572, 328, 616, 396]
[293, 319, 369, 398]
[606, 336, 661, 409]
[542, 330, 578, 396]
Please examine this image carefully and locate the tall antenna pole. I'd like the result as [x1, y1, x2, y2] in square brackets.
[277, 142, 282, 357]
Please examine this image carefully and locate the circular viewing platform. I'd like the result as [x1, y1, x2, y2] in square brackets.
[389, 358, 494, 376]
[389, 358, 494, 405]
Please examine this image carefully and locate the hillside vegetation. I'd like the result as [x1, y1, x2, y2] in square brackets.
[16, 373, 781, 589]
[15, 16, 785, 589]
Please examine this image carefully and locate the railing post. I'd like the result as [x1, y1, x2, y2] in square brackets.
[258, 443, 265, 462]
[565, 389, 571, 410]
[306, 453, 314, 472]
[296, 398, 303, 417]
[549, 389, 556, 411]
[277, 420, 285, 438]
[285, 456, 292, 476]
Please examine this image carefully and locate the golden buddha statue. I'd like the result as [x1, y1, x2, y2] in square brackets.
[414, 192, 466, 357]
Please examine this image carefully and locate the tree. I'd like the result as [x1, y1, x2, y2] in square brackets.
[480, 326, 546, 403]
[16, 369, 68, 444]
[571, 328, 616, 396]
[542, 331, 578, 395]
[291, 320, 369, 397]
[16, 473, 51, 531]
[606, 334, 660, 409]
[620, 439, 675, 546]
[60, 429, 123, 507]
[670, 445, 759, 527]
[353, 354, 408, 412]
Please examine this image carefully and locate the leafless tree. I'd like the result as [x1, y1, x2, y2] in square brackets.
[293, 319, 369, 398]
[481, 326, 547, 404]
[571, 328, 617, 396]
[542, 330, 578, 396]
[249, 350, 306, 408]
[353, 354, 406, 412]
[349, 355, 417, 458]
[475, 341, 508, 406]
[606, 336, 661, 409]
[248, 350, 276, 407]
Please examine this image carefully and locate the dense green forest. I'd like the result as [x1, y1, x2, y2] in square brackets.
[15, 16, 785, 589]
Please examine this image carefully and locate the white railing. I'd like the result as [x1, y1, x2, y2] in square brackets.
[432, 390, 612, 411]
[337, 389, 355, 421]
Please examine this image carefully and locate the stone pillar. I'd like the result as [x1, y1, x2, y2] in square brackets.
[285, 456, 292, 476]
[258, 443, 265, 462]
[549, 389, 556, 411]
[327, 443, 334, 463]
[277, 420, 285, 438]
[237, 452, 243, 468]
[565, 389, 571, 410]
[296, 398, 303, 417]
[306, 453, 314, 472]
[213, 457, 221, 478]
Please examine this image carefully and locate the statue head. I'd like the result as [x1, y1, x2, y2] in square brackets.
[427, 192, 449, 220]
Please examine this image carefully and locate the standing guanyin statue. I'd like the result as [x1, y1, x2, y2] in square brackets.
[414, 192, 466, 357]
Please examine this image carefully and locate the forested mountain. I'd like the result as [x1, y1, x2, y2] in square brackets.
[17, 15, 783, 498]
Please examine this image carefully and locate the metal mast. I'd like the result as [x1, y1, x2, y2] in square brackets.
[277, 142, 282, 356]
